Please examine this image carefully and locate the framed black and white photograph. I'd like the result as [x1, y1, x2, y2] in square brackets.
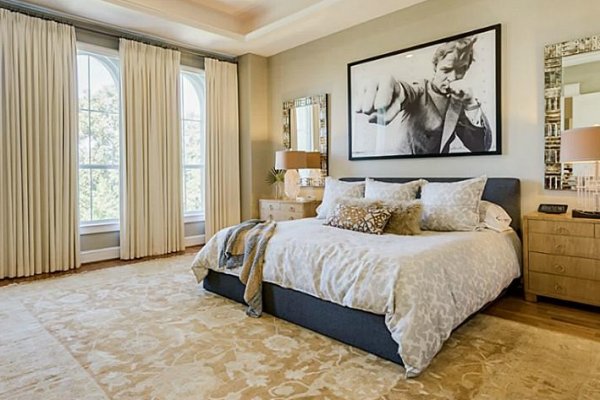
[348, 24, 501, 160]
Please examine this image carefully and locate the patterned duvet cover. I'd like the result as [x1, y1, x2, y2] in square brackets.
[191, 218, 521, 377]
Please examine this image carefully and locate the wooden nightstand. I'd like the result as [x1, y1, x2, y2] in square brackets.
[523, 212, 600, 306]
[259, 199, 320, 221]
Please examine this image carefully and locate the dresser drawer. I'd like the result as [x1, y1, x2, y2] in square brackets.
[529, 272, 600, 305]
[281, 203, 303, 213]
[261, 210, 305, 221]
[529, 220, 594, 237]
[260, 201, 280, 212]
[529, 252, 600, 281]
[280, 212, 305, 221]
[260, 209, 278, 221]
[528, 233, 598, 258]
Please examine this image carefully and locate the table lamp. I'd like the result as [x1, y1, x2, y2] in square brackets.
[305, 151, 321, 169]
[303, 151, 323, 186]
[560, 126, 600, 218]
[275, 150, 307, 199]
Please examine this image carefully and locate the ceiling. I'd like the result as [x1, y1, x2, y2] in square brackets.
[12, 0, 427, 57]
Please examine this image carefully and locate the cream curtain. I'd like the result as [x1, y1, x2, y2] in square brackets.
[119, 39, 184, 259]
[205, 58, 240, 239]
[0, 10, 79, 278]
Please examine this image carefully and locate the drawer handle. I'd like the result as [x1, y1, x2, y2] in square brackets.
[553, 264, 566, 273]
[289, 206, 296, 212]
[553, 283, 564, 293]
[556, 226, 569, 234]
[554, 244, 565, 253]
[289, 216, 295, 220]
[269, 214, 273, 220]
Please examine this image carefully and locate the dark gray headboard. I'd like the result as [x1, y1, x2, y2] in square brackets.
[340, 177, 521, 234]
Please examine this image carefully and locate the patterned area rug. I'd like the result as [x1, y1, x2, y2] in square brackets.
[1, 255, 599, 400]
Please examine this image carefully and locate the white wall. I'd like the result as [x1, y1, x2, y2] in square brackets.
[266, 0, 600, 214]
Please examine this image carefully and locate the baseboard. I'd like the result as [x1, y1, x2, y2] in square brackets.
[80, 247, 120, 264]
[185, 235, 205, 247]
[81, 236, 205, 264]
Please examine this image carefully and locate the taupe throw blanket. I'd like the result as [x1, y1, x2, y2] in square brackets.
[219, 219, 277, 317]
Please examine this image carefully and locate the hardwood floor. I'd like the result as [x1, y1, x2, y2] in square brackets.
[0, 246, 201, 288]
[484, 290, 600, 342]
[2, 249, 598, 342]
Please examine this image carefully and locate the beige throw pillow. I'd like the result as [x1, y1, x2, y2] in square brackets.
[420, 176, 487, 231]
[381, 200, 423, 235]
[478, 200, 512, 232]
[364, 178, 423, 202]
[316, 177, 365, 219]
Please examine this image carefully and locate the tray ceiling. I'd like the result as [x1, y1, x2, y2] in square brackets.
[11, 0, 427, 57]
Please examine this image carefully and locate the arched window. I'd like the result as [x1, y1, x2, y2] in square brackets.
[180, 69, 205, 215]
[77, 49, 121, 223]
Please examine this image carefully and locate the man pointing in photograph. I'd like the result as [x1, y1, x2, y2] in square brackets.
[356, 37, 493, 155]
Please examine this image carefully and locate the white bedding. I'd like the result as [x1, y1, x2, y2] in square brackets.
[191, 218, 521, 377]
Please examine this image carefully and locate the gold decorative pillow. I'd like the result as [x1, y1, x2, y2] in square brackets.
[325, 203, 391, 235]
[380, 200, 423, 235]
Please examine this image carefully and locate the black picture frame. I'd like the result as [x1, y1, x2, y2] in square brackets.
[348, 24, 501, 160]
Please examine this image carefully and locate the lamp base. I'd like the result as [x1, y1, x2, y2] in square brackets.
[284, 169, 301, 199]
[572, 209, 600, 219]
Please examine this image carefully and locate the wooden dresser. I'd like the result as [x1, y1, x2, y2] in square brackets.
[259, 199, 320, 222]
[523, 212, 600, 306]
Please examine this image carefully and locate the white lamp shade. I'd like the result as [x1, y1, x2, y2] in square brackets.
[275, 150, 306, 170]
[561, 126, 600, 163]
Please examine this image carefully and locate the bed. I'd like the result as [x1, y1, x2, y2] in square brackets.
[192, 177, 521, 377]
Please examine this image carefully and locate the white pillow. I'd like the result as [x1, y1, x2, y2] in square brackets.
[479, 200, 512, 232]
[420, 176, 487, 231]
[316, 177, 365, 219]
[364, 178, 423, 202]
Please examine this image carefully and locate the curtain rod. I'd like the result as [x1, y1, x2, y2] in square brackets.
[0, 0, 237, 63]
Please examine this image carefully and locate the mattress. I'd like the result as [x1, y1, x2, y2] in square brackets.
[191, 218, 521, 377]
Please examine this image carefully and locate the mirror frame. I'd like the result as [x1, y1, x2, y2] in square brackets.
[544, 35, 600, 190]
[282, 94, 328, 185]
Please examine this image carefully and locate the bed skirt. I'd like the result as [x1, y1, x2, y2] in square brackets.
[203, 269, 404, 365]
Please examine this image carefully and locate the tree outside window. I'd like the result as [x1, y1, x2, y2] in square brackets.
[180, 70, 205, 215]
[77, 51, 121, 224]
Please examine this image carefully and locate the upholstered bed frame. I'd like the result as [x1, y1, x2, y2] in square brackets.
[203, 178, 521, 366]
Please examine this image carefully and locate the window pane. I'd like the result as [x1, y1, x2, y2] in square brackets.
[182, 74, 201, 120]
[90, 111, 119, 165]
[89, 56, 118, 113]
[181, 71, 205, 215]
[91, 168, 120, 221]
[183, 120, 203, 164]
[77, 55, 89, 109]
[79, 110, 90, 165]
[185, 167, 203, 213]
[79, 169, 91, 222]
[78, 50, 121, 224]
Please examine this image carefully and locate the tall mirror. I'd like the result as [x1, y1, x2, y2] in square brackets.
[544, 35, 600, 189]
[282, 94, 328, 187]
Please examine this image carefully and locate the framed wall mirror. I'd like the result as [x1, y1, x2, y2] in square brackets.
[282, 94, 328, 187]
[544, 35, 600, 190]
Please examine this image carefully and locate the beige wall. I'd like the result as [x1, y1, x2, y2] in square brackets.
[239, 53, 273, 219]
[80, 221, 203, 252]
[265, 0, 600, 215]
